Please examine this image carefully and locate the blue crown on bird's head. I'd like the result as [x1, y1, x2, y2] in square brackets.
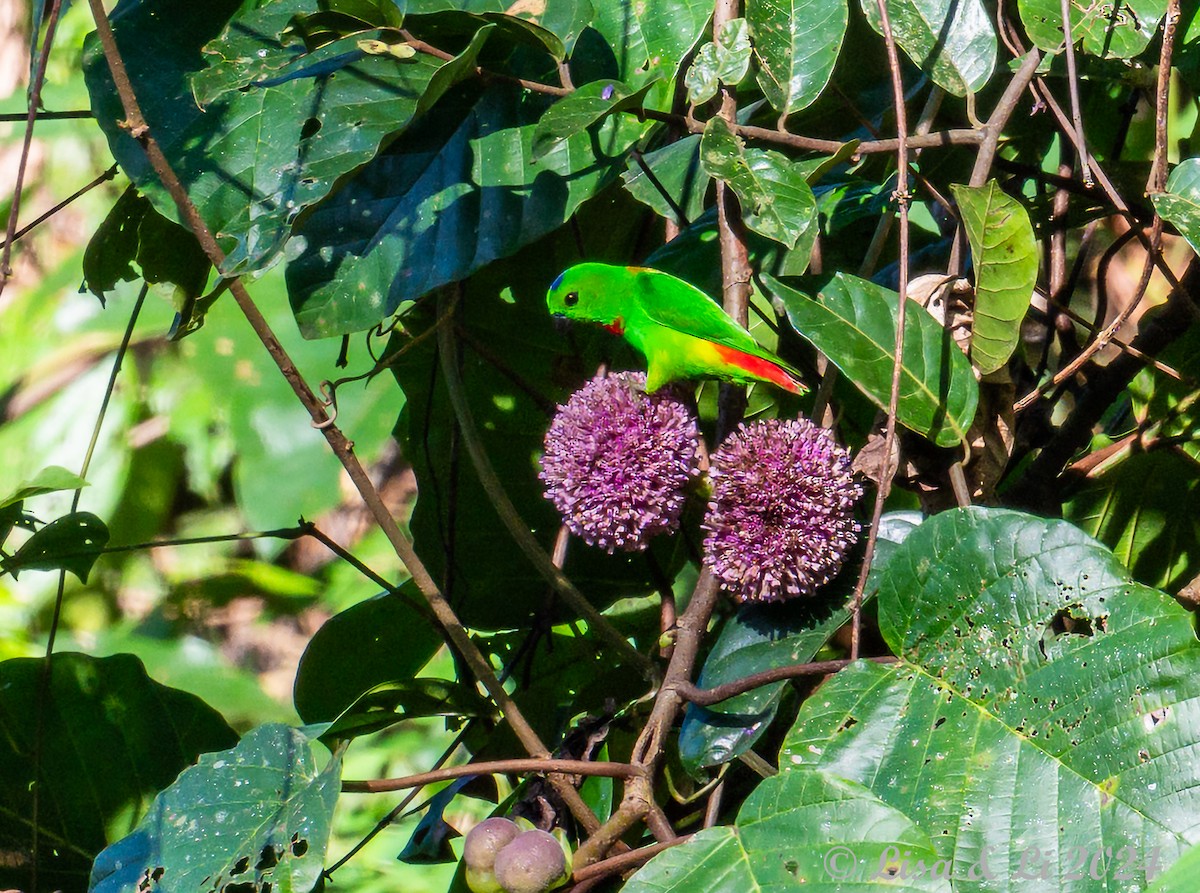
[549, 270, 566, 291]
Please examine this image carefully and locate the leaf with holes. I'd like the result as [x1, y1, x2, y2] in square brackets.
[89, 724, 341, 893]
[684, 17, 752, 104]
[623, 770, 951, 891]
[1018, 0, 1167, 59]
[951, 181, 1038, 375]
[782, 507, 1200, 889]
[748, 0, 848, 117]
[10, 512, 110, 582]
[0, 654, 236, 892]
[591, 0, 713, 83]
[767, 272, 979, 447]
[860, 0, 996, 95]
[1153, 157, 1200, 257]
[700, 116, 818, 250]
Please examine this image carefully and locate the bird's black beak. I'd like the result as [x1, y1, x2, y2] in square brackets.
[551, 313, 571, 334]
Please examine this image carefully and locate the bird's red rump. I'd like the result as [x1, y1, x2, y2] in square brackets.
[711, 344, 802, 394]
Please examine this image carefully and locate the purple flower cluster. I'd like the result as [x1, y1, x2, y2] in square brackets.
[539, 372, 700, 552]
[702, 418, 862, 603]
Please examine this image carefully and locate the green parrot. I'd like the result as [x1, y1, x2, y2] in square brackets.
[546, 262, 806, 394]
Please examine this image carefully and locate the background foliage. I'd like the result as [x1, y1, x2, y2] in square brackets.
[3, 0, 1200, 891]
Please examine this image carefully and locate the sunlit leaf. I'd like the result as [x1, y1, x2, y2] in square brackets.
[1153, 157, 1200, 256]
[951, 181, 1038, 375]
[1018, 0, 1167, 59]
[767, 272, 979, 446]
[0, 466, 87, 510]
[860, 0, 996, 95]
[748, 0, 848, 117]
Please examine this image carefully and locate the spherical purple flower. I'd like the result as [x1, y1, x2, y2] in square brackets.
[540, 372, 700, 552]
[703, 418, 862, 603]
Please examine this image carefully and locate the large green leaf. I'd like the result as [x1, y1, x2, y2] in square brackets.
[1151, 843, 1200, 891]
[404, 0, 595, 54]
[532, 77, 660, 160]
[0, 654, 236, 892]
[684, 17, 752, 104]
[293, 585, 443, 723]
[1153, 157, 1200, 256]
[766, 272, 979, 447]
[951, 181, 1038, 375]
[678, 511, 923, 774]
[1065, 450, 1200, 592]
[860, 0, 996, 95]
[700, 116, 818, 251]
[783, 507, 1200, 890]
[1128, 324, 1200, 467]
[85, 0, 494, 275]
[89, 724, 340, 893]
[287, 84, 646, 336]
[748, 0, 848, 117]
[1018, 0, 1166, 59]
[592, 0, 713, 84]
[623, 770, 951, 891]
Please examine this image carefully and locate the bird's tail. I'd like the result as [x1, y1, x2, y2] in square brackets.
[712, 344, 807, 394]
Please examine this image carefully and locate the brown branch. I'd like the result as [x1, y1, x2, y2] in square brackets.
[848, 0, 912, 661]
[968, 49, 1040, 186]
[0, 109, 93, 121]
[0, 0, 66, 300]
[343, 760, 645, 793]
[0, 165, 119, 252]
[85, 0, 601, 835]
[674, 656, 899, 706]
[569, 837, 692, 887]
[401, 29, 570, 96]
[1059, 0, 1093, 185]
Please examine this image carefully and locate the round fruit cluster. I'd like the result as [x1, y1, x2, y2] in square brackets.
[463, 817, 572, 893]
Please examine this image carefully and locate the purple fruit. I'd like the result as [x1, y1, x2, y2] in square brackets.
[464, 818, 521, 893]
[493, 830, 569, 893]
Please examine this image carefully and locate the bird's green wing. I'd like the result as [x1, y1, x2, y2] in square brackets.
[631, 268, 801, 372]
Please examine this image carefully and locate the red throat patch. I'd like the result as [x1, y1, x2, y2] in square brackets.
[711, 344, 803, 394]
[602, 317, 626, 335]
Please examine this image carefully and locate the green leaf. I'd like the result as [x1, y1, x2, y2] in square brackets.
[1151, 842, 1200, 892]
[287, 84, 646, 337]
[1018, 0, 1167, 59]
[324, 678, 488, 740]
[404, 0, 595, 55]
[0, 466, 87, 510]
[531, 77, 659, 160]
[10, 512, 110, 582]
[621, 134, 710, 225]
[84, 189, 211, 308]
[624, 770, 952, 891]
[293, 585, 443, 723]
[950, 181, 1038, 374]
[89, 724, 340, 893]
[592, 0, 713, 83]
[0, 654, 235, 892]
[1128, 323, 1200, 467]
[766, 272, 979, 447]
[679, 511, 922, 773]
[783, 507, 1200, 888]
[684, 18, 752, 104]
[1153, 157, 1200, 256]
[748, 0, 848, 117]
[860, 0, 996, 95]
[1065, 451, 1200, 592]
[700, 116, 818, 250]
[86, 0, 491, 276]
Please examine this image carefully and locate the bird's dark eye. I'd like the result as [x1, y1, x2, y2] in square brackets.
[564, 291, 579, 307]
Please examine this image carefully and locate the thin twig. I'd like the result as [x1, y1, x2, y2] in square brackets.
[0, 165, 119, 252]
[1059, 0, 1093, 186]
[31, 280, 146, 893]
[0, 109, 92, 121]
[343, 759, 645, 793]
[849, 0, 912, 661]
[570, 837, 693, 885]
[675, 656, 899, 705]
[85, 0, 601, 835]
[0, 0, 66, 300]
[434, 289, 658, 681]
